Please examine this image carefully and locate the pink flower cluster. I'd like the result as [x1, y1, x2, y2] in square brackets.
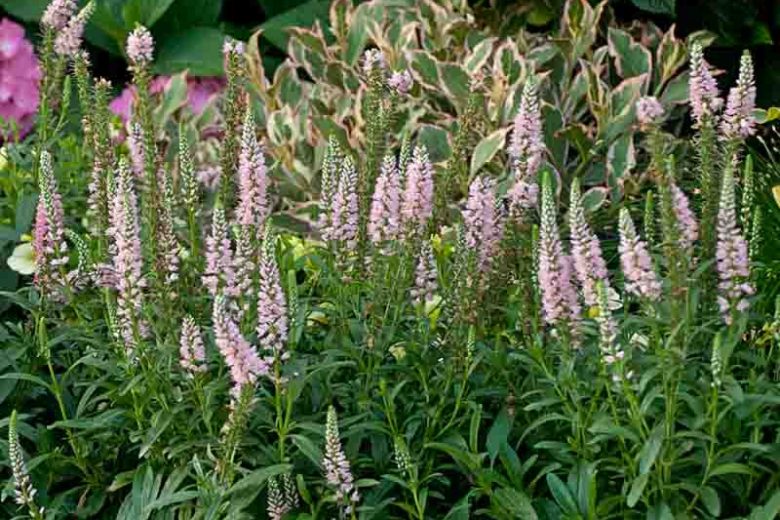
[326, 157, 359, 251]
[411, 241, 437, 305]
[618, 208, 661, 301]
[41, 0, 76, 30]
[463, 177, 504, 274]
[53, 1, 94, 57]
[720, 52, 756, 140]
[388, 70, 413, 94]
[369, 154, 401, 245]
[538, 176, 580, 329]
[323, 406, 359, 514]
[33, 151, 69, 296]
[180, 315, 207, 374]
[236, 109, 269, 229]
[636, 96, 664, 126]
[213, 294, 268, 395]
[107, 159, 147, 352]
[257, 235, 288, 359]
[0, 18, 40, 140]
[716, 168, 754, 324]
[126, 25, 154, 65]
[203, 206, 236, 297]
[508, 78, 543, 217]
[569, 180, 609, 307]
[110, 75, 225, 124]
[400, 145, 434, 237]
[671, 183, 698, 252]
[689, 43, 722, 125]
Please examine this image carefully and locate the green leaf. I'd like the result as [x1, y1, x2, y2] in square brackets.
[154, 27, 226, 76]
[638, 427, 663, 475]
[546, 473, 578, 515]
[154, 0, 222, 34]
[258, 0, 310, 18]
[290, 434, 323, 469]
[260, 0, 331, 51]
[699, 486, 721, 517]
[0, 373, 52, 393]
[749, 489, 780, 520]
[0, 0, 48, 21]
[709, 462, 754, 477]
[607, 28, 651, 79]
[122, 0, 176, 28]
[443, 494, 471, 520]
[15, 193, 37, 234]
[417, 125, 451, 163]
[486, 408, 512, 463]
[470, 128, 510, 177]
[630, 0, 675, 15]
[627, 473, 648, 508]
[492, 487, 537, 519]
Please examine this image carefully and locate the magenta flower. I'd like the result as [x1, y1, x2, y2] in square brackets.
[0, 18, 40, 141]
[716, 167, 754, 324]
[689, 42, 722, 125]
[33, 151, 69, 297]
[236, 109, 269, 229]
[203, 206, 236, 298]
[53, 1, 94, 57]
[323, 406, 359, 514]
[213, 294, 269, 396]
[463, 177, 504, 274]
[618, 208, 661, 301]
[400, 145, 434, 237]
[671, 183, 698, 252]
[180, 315, 207, 374]
[636, 96, 664, 126]
[720, 52, 756, 140]
[538, 174, 580, 330]
[328, 156, 359, 251]
[257, 231, 288, 361]
[107, 159, 147, 353]
[126, 25, 154, 66]
[41, 0, 77, 31]
[569, 180, 609, 307]
[368, 155, 401, 245]
[509, 78, 544, 180]
[410, 241, 437, 305]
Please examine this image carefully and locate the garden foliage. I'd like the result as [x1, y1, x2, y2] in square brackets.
[1, 1, 780, 519]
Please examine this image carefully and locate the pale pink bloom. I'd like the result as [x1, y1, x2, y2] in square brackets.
[509, 78, 544, 179]
[213, 294, 268, 396]
[400, 145, 434, 237]
[569, 180, 609, 307]
[180, 315, 207, 374]
[388, 70, 412, 94]
[157, 169, 179, 285]
[223, 38, 245, 56]
[197, 166, 221, 191]
[107, 159, 147, 352]
[257, 234, 288, 358]
[716, 167, 753, 324]
[328, 157, 359, 251]
[362, 48, 385, 74]
[53, 1, 94, 57]
[236, 109, 269, 228]
[538, 177, 580, 328]
[33, 151, 69, 297]
[720, 52, 756, 139]
[127, 120, 145, 178]
[507, 180, 539, 217]
[41, 0, 77, 31]
[636, 96, 664, 125]
[203, 206, 236, 297]
[671, 183, 698, 252]
[618, 208, 661, 301]
[463, 177, 504, 274]
[126, 25, 154, 65]
[689, 43, 722, 125]
[368, 155, 401, 244]
[323, 406, 359, 514]
[410, 241, 437, 305]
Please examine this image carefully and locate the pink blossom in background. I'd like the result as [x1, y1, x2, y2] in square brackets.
[110, 75, 224, 123]
[0, 18, 40, 141]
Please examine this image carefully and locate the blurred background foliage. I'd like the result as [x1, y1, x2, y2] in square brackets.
[0, 0, 778, 105]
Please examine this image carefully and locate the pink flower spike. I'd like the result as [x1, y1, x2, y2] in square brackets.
[509, 77, 544, 180]
[41, 0, 77, 31]
[53, 1, 94, 58]
[410, 240, 437, 305]
[636, 96, 664, 126]
[569, 179, 609, 307]
[236, 108, 270, 229]
[400, 145, 434, 237]
[689, 42, 722, 125]
[257, 229, 288, 361]
[126, 25, 154, 66]
[203, 206, 236, 298]
[323, 406, 359, 513]
[388, 70, 413, 94]
[618, 208, 661, 301]
[671, 183, 698, 252]
[33, 151, 69, 298]
[463, 176, 504, 274]
[180, 315, 207, 374]
[720, 52, 756, 140]
[368, 154, 401, 245]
